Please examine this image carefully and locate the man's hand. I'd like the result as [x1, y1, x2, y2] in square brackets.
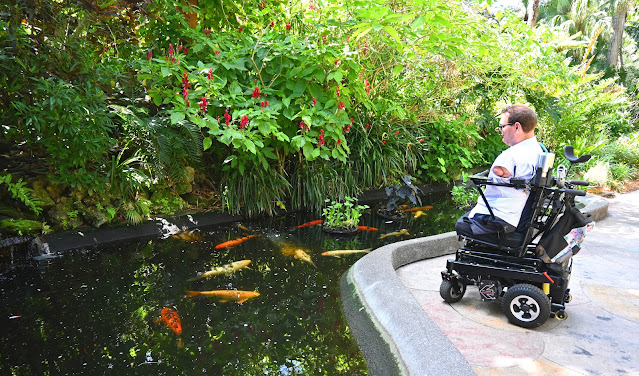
[493, 166, 511, 178]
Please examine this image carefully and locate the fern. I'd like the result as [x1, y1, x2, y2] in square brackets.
[0, 174, 43, 215]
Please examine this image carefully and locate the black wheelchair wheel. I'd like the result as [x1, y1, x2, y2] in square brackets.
[502, 284, 550, 328]
[440, 279, 466, 303]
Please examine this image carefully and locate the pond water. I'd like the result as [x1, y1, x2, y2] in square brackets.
[0, 192, 463, 375]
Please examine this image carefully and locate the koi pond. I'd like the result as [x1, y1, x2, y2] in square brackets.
[0, 192, 463, 375]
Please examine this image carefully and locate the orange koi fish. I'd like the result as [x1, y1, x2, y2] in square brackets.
[400, 206, 434, 212]
[157, 307, 184, 348]
[295, 219, 323, 229]
[184, 290, 261, 303]
[215, 234, 259, 249]
[357, 226, 378, 231]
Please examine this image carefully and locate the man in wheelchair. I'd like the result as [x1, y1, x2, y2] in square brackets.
[456, 105, 543, 240]
[441, 105, 595, 328]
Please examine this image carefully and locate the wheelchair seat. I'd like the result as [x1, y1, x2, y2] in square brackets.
[456, 184, 545, 253]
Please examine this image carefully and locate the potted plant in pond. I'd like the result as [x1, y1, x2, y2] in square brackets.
[322, 196, 369, 234]
[377, 175, 424, 220]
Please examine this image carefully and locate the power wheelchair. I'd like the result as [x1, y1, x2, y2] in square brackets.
[440, 145, 593, 328]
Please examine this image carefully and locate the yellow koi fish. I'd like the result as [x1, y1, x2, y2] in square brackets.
[184, 290, 261, 303]
[321, 249, 372, 258]
[413, 211, 425, 219]
[187, 260, 251, 282]
[380, 229, 410, 239]
[294, 248, 316, 268]
[171, 230, 203, 242]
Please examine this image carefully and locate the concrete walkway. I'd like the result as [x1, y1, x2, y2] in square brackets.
[341, 192, 639, 375]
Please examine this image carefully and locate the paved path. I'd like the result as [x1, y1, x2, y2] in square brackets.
[397, 190, 639, 376]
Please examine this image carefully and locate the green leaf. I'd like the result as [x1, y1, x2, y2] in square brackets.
[203, 137, 212, 151]
[244, 139, 256, 154]
[303, 143, 314, 158]
[411, 16, 425, 30]
[161, 66, 171, 77]
[333, 71, 343, 83]
[383, 26, 400, 43]
[353, 26, 372, 42]
[258, 122, 271, 136]
[392, 65, 403, 77]
[171, 111, 185, 124]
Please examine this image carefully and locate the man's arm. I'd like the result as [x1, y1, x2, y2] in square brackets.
[493, 166, 512, 178]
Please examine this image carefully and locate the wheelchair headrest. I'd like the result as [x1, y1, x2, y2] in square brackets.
[564, 145, 591, 164]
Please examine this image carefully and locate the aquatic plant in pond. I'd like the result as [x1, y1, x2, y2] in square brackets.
[0, 193, 464, 375]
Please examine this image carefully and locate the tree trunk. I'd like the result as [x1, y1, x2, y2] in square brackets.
[607, 5, 629, 69]
[187, 0, 198, 29]
[527, 0, 540, 28]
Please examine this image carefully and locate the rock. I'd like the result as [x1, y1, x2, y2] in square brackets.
[47, 198, 83, 229]
[31, 178, 56, 209]
[176, 180, 193, 195]
[45, 182, 64, 203]
[185, 166, 196, 183]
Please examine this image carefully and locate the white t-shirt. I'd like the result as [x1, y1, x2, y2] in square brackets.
[469, 137, 544, 227]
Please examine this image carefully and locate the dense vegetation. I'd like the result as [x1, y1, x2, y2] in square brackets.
[1, 0, 638, 236]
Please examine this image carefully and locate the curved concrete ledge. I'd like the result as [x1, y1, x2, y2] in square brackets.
[340, 193, 609, 376]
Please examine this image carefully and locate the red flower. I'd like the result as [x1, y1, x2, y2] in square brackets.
[337, 139, 342, 145]
[183, 47, 188, 56]
[343, 124, 351, 133]
[419, 138, 425, 143]
[240, 115, 249, 129]
[238, 27, 243, 32]
[260, 101, 269, 108]
[169, 43, 174, 58]
[270, 21, 275, 28]
[224, 109, 232, 127]
[286, 22, 291, 31]
[337, 101, 345, 110]
[146, 50, 153, 60]
[366, 123, 370, 128]
[252, 86, 261, 98]
[215, 50, 220, 56]
[312, 97, 317, 106]
[395, 130, 400, 135]
[300, 121, 309, 131]
[322, 35, 327, 43]
[318, 129, 325, 146]
[382, 140, 386, 145]
[204, 29, 212, 36]
[178, 45, 183, 52]
[336, 85, 341, 97]
[199, 97, 208, 113]
[207, 68, 213, 80]
[182, 72, 189, 88]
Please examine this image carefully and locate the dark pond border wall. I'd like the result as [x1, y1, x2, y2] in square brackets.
[340, 194, 609, 376]
[40, 183, 453, 254]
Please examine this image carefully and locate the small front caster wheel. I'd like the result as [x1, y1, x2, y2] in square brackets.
[555, 310, 568, 321]
[502, 284, 551, 328]
[564, 292, 572, 303]
[440, 279, 466, 303]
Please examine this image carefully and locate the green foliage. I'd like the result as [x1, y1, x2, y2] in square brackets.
[322, 197, 369, 230]
[0, 218, 48, 236]
[12, 78, 114, 192]
[451, 172, 479, 210]
[382, 175, 424, 212]
[0, 174, 43, 215]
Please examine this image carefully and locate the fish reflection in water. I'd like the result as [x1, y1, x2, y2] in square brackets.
[185, 290, 261, 303]
[187, 260, 252, 281]
[157, 307, 184, 348]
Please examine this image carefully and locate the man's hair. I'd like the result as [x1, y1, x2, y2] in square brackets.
[502, 105, 538, 133]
